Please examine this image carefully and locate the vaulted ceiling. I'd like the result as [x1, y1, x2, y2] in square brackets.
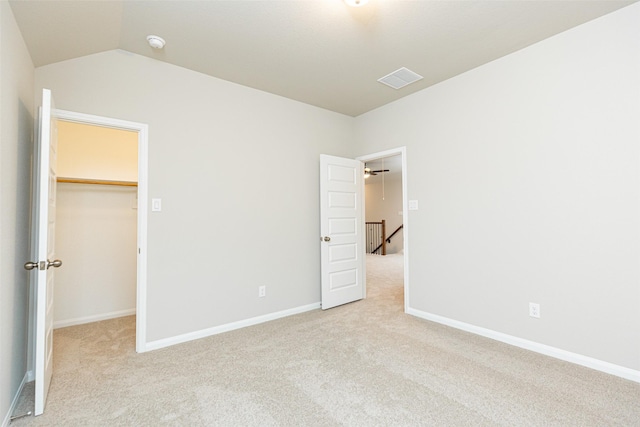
[9, 0, 636, 116]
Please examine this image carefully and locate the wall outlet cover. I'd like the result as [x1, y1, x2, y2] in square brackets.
[529, 302, 540, 318]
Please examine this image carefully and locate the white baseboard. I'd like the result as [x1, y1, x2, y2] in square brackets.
[144, 302, 321, 352]
[54, 308, 136, 329]
[2, 372, 29, 427]
[406, 307, 640, 384]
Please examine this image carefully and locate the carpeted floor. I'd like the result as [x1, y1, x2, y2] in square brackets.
[11, 254, 640, 426]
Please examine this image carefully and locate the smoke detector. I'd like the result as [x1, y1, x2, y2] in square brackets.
[146, 35, 166, 49]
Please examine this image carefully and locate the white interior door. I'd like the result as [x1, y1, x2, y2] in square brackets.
[27, 88, 61, 416]
[320, 154, 365, 309]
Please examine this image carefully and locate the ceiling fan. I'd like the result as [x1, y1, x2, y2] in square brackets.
[364, 166, 389, 178]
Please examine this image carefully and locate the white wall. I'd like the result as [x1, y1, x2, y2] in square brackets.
[355, 3, 640, 371]
[54, 184, 137, 327]
[35, 50, 354, 343]
[57, 121, 138, 182]
[0, 1, 34, 424]
[365, 176, 403, 254]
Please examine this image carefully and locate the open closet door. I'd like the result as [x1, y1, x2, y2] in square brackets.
[25, 88, 61, 415]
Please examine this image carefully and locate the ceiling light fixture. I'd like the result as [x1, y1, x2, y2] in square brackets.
[345, 0, 369, 7]
[364, 167, 371, 179]
[146, 35, 166, 49]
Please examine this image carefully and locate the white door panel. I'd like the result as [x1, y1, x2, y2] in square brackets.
[30, 88, 60, 416]
[320, 155, 364, 309]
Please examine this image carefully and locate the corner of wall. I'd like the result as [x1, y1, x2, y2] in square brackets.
[0, 1, 35, 425]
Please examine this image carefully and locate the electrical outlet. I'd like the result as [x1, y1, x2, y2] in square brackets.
[258, 286, 266, 298]
[529, 302, 540, 318]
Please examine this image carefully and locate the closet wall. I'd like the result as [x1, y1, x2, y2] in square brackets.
[54, 121, 138, 328]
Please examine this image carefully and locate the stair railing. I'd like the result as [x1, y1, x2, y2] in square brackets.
[365, 221, 404, 255]
[365, 220, 386, 255]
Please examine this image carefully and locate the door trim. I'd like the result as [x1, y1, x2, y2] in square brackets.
[356, 147, 409, 311]
[52, 109, 149, 353]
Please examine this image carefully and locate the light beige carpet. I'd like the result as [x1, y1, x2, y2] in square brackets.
[12, 254, 640, 426]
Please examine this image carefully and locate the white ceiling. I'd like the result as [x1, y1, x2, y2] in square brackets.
[9, 0, 636, 116]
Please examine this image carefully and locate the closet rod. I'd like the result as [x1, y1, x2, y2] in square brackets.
[57, 177, 138, 187]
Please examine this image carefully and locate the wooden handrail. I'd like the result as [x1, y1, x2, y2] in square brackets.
[368, 221, 403, 255]
[386, 224, 403, 243]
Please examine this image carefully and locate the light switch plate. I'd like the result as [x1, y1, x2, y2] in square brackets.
[408, 200, 419, 210]
[152, 198, 162, 212]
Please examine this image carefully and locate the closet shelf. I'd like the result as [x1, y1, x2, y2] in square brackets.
[57, 177, 138, 187]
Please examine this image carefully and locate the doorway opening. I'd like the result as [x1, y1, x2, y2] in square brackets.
[357, 148, 409, 312]
[50, 110, 148, 353]
[54, 121, 137, 331]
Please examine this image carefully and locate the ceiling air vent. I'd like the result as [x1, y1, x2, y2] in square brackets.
[377, 67, 423, 90]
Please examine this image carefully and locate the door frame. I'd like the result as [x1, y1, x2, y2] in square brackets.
[27, 109, 149, 367]
[357, 147, 409, 311]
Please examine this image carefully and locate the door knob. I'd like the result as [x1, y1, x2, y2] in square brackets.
[24, 260, 62, 270]
[24, 262, 39, 271]
[47, 259, 62, 269]
[323, 236, 331, 242]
